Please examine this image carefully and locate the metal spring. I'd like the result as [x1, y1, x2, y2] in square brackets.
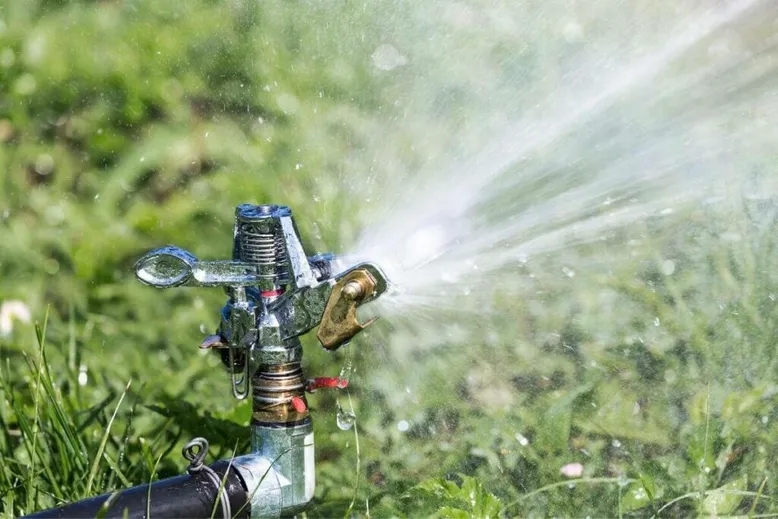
[238, 224, 288, 267]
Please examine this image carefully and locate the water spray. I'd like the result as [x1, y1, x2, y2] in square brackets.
[27, 203, 388, 518]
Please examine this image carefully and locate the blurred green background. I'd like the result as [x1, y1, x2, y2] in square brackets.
[1, 0, 777, 517]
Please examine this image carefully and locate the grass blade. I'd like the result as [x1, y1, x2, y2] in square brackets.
[85, 379, 132, 497]
[25, 309, 49, 512]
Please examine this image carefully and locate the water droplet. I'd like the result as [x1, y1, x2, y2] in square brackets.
[34, 154, 54, 175]
[44, 258, 59, 275]
[336, 402, 356, 431]
[612, 439, 622, 448]
[338, 351, 353, 384]
[78, 365, 88, 386]
[515, 433, 529, 446]
[562, 266, 575, 278]
[295, 162, 303, 170]
[397, 420, 409, 432]
[661, 259, 675, 276]
[371, 44, 408, 71]
[561, 20, 584, 42]
[653, 317, 660, 327]
[199, 323, 208, 334]
[762, 415, 769, 425]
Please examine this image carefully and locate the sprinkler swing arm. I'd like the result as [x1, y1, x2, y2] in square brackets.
[26, 204, 389, 519]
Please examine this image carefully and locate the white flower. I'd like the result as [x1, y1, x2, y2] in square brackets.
[0, 300, 32, 337]
[560, 462, 584, 478]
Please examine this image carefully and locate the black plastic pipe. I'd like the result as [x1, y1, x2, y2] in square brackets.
[23, 460, 250, 519]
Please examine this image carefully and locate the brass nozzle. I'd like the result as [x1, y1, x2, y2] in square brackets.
[341, 280, 365, 301]
[317, 269, 379, 350]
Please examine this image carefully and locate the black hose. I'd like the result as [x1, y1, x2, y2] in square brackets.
[23, 460, 250, 519]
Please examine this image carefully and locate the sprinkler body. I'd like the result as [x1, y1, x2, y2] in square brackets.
[133, 204, 387, 517]
[26, 204, 387, 519]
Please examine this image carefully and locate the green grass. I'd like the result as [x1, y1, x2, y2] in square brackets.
[0, 0, 777, 517]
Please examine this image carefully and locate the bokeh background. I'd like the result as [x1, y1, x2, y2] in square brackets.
[1, 0, 777, 517]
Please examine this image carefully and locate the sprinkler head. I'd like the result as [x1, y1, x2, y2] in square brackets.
[134, 203, 388, 400]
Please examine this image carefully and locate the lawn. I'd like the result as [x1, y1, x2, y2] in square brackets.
[0, 1, 776, 517]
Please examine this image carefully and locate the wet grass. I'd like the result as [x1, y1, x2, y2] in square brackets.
[0, 0, 777, 517]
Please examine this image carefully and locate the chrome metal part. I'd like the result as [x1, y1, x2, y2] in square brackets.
[308, 253, 335, 281]
[232, 454, 285, 518]
[234, 204, 292, 292]
[135, 248, 262, 288]
[231, 422, 314, 518]
[251, 422, 314, 516]
[134, 203, 389, 392]
[135, 246, 199, 288]
[226, 287, 257, 399]
[279, 215, 317, 289]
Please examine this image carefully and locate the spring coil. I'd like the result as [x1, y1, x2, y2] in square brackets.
[238, 223, 289, 267]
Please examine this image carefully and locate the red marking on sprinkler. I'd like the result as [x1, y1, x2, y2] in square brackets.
[305, 377, 349, 393]
[291, 396, 307, 413]
[261, 289, 284, 298]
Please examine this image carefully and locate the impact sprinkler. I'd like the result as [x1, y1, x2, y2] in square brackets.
[27, 204, 388, 519]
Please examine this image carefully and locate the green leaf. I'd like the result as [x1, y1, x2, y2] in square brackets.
[457, 475, 503, 518]
[701, 475, 747, 516]
[620, 481, 652, 512]
[435, 507, 471, 519]
[406, 475, 503, 518]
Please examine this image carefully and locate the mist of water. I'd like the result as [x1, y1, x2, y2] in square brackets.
[338, 0, 778, 323]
